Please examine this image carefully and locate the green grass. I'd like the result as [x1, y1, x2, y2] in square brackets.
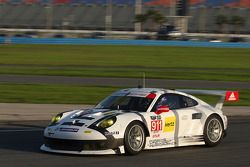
[0, 45, 249, 105]
[0, 45, 250, 81]
[0, 83, 249, 106]
[0, 83, 118, 104]
[0, 66, 250, 82]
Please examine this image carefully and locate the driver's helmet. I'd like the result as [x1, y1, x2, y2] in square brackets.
[157, 96, 168, 108]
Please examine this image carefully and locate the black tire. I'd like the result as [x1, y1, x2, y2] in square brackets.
[204, 115, 224, 147]
[124, 121, 146, 155]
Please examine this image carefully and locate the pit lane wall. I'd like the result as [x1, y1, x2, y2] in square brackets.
[1, 37, 250, 48]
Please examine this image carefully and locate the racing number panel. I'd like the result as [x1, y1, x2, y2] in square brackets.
[147, 93, 201, 147]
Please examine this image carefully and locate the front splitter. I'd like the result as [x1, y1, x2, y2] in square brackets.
[40, 144, 125, 155]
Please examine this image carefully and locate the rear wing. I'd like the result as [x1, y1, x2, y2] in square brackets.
[177, 89, 239, 110]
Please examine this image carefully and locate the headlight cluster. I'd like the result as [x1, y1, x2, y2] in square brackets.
[49, 113, 63, 126]
[98, 117, 117, 129]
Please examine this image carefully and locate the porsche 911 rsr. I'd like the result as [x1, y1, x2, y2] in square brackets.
[40, 88, 238, 155]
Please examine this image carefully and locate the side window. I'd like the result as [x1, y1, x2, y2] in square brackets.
[181, 95, 198, 108]
[153, 94, 181, 111]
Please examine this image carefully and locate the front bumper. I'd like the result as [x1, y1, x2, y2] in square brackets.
[41, 137, 124, 155]
[40, 144, 124, 155]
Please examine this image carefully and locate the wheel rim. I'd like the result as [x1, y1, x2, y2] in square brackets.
[207, 118, 222, 143]
[128, 125, 145, 151]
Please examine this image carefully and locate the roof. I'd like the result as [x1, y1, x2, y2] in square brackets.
[111, 88, 175, 97]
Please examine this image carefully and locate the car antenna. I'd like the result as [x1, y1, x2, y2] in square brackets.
[143, 72, 146, 88]
[137, 72, 146, 88]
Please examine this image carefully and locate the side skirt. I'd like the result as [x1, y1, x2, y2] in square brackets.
[144, 136, 205, 150]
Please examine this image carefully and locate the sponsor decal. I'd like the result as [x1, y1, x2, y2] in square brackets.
[149, 138, 175, 147]
[104, 131, 119, 136]
[151, 120, 162, 131]
[225, 91, 239, 102]
[59, 128, 79, 132]
[84, 130, 92, 134]
[150, 115, 161, 120]
[163, 117, 176, 132]
[152, 133, 160, 138]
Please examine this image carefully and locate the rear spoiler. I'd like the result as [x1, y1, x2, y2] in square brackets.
[177, 89, 239, 110]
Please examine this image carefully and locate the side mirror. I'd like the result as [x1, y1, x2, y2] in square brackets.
[155, 105, 170, 115]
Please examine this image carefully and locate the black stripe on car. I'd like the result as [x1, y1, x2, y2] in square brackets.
[61, 122, 85, 127]
[134, 112, 148, 129]
[73, 116, 95, 120]
[87, 113, 124, 152]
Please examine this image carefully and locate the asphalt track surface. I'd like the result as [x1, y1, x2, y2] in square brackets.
[0, 117, 250, 167]
[1, 74, 250, 89]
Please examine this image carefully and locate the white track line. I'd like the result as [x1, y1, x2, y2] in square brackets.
[0, 128, 43, 132]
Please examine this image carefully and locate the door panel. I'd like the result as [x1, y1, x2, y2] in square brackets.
[176, 107, 203, 145]
[143, 111, 177, 149]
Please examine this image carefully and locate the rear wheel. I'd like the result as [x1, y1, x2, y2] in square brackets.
[124, 122, 146, 155]
[204, 115, 224, 147]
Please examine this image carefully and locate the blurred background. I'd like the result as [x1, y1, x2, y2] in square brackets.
[0, 0, 250, 106]
[0, 0, 250, 41]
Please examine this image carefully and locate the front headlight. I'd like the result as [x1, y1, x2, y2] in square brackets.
[49, 113, 63, 126]
[98, 117, 117, 129]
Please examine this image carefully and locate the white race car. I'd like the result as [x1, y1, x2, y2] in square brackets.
[41, 88, 238, 155]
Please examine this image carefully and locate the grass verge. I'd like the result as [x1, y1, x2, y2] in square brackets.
[0, 66, 250, 82]
[0, 45, 250, 81]
[0, 83, 249, 106]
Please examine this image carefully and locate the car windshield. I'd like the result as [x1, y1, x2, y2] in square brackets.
[95, 96, 154, 112]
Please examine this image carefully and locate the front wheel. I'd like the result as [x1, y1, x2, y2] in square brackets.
[204, 115, 224, 147]
[124, 122, 146, 155]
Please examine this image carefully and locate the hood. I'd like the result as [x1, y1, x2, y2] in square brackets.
[58, 108, 124, 127]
